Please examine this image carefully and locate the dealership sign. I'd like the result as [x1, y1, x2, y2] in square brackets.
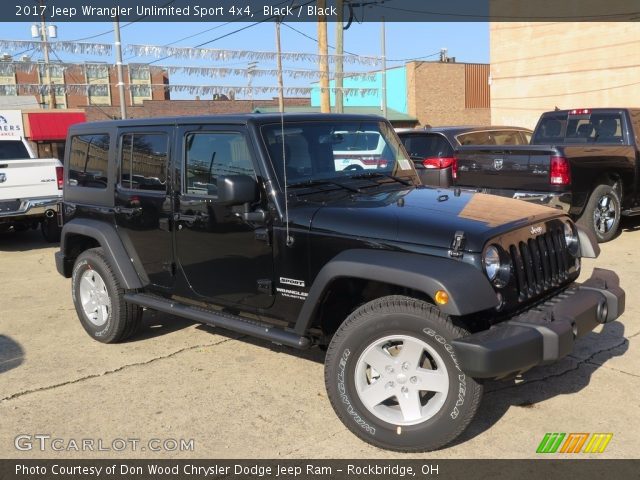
[0, 110, 24, 140]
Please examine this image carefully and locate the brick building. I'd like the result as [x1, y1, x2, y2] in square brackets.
[311, 60, 491, 127]
[83, 97, 311, 122]
[0, 59, 169, 109]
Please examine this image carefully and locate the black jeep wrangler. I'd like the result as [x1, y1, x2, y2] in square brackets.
[55, 114, 625, 452]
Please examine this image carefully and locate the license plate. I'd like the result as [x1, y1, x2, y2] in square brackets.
[0, 200, 21, 213]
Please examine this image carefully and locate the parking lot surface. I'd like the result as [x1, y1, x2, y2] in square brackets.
[1, 221, 639, 459]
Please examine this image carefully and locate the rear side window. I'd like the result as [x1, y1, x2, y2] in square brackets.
[489, 130, 527, 145]
[119, 133, 168, 191]
[0, 140, 30, 159]
[533, 113, 624, 144]
[401, 134, 453, 159]
[68, 134, 110, 189]
[456, 131, 495, 145]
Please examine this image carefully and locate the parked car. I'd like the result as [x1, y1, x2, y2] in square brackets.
[454, 108, 640, 242]
[55, 114, 624, 452]
[397, 126, 532, 187]
[0, 137, 62, 241]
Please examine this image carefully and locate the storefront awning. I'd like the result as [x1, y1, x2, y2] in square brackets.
[27, 112, 86, 141]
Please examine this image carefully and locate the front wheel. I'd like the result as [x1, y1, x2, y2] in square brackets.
[577, 184, 621, 243]
[324, 296, 482, 452]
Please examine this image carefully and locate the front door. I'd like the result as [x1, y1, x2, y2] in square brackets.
[114, 127, 174, 289]
[174, 126, 274, 310]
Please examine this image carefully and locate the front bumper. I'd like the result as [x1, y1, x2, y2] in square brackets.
[452, 268, 625, 379]
[0, 196, 60, 220]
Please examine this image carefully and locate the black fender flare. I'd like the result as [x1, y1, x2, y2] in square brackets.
[59, 219, 145, 290]
[293, 249, 499, 334]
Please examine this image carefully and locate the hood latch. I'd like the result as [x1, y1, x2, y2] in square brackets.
[449, 231, 466, 258]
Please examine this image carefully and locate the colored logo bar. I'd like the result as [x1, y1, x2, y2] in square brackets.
[537, 433, 613, 454]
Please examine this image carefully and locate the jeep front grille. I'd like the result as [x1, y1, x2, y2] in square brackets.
[509, 228, 570, 301]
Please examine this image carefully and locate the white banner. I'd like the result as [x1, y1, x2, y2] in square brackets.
[0, 110, 25, 140]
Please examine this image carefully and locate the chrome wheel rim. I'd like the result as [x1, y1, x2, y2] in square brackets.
[79, 269, 111, 327]
[354, 335, 449, 426]
[593, 194, 617, 234]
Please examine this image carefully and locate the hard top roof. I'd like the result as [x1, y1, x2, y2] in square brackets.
[70, 113, 388, 131]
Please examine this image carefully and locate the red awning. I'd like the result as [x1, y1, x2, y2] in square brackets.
[27, 112, 86, 141]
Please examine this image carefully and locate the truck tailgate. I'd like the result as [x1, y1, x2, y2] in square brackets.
[0, 158, 62, 201]
[455, 145, 558, 192]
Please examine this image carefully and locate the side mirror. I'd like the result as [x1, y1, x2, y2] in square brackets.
[217, 175, 259, 206]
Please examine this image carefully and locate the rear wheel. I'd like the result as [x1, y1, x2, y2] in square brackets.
[324, 295, 482, 452]
[71, 248, 142, 343]
[577, 184, 620, 243]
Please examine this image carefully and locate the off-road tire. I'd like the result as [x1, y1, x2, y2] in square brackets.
[71, 248, 142, 343]
[577, 184, 621, 243]
[324, 295, 482, 452]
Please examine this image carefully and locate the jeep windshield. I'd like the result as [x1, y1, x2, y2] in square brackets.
[261, 120, 419, 187]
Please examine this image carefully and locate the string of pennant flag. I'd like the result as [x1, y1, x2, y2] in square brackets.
[1, 61, 380, 82]
[12, 83, 381, 97]
[0, 40, 382, 66]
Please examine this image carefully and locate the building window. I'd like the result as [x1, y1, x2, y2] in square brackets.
[38, 64, 67, 108]
[131, 84, 152, 105]
[87, 84, 110, 106]
[0, 85, 17, 96]
[120, 133, 168, 191]
[68, 134, 110, 189]
[86, 64, 111, 106]
[129, 65, 150, 81]
[0, 62, 16, 94]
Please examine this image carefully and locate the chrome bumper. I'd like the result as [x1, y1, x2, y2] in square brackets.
[0, 196, 60, 219]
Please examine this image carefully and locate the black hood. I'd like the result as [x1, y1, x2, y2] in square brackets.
[297, 186, 565, 252]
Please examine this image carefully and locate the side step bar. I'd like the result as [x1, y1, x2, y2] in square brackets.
[622, 207, 640, 217]
[124, 293, 311, 349]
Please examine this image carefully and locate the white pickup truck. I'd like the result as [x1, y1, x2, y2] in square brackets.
[0, 138, 62, 242]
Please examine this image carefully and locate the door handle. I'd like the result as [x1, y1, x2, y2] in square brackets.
[115, 206, 143, 216]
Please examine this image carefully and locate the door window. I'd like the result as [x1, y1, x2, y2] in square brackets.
[184, 132, 255, 197]
[119, 133, 168, 191]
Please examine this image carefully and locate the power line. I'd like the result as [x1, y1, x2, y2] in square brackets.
[282, 22, 439, 63]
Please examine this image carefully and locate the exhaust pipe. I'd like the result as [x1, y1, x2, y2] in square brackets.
[45, 209, 55, 218]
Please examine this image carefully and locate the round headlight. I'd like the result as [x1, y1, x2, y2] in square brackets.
[483, 245, 501, 281]
[564, 222, 579, 255]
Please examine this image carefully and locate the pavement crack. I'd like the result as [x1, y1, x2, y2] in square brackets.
[585, 361, 640, 379]
[486, 338, 629, 395]
[0, 337, 240, 403]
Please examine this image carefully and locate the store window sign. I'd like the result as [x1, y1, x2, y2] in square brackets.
[0, 110, 24, 140]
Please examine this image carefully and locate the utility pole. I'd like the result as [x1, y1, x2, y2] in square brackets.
[317, 0, 330, 113]
[380, 17, 387, 118]
[113, 16, 127, 119]
[38, 0, 55, 109]
[275, 20, 284, 113]
[247, 61, 257, 109]
[335, 0, 344, 113]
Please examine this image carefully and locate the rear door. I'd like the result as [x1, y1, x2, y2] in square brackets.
[114, 127, 174, 289]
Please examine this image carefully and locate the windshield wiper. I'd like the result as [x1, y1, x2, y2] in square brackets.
[288, 179, 361, 193]
[348, 172, 414, 186]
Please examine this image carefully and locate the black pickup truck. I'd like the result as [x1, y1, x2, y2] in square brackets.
[454, 108, 640, 242]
